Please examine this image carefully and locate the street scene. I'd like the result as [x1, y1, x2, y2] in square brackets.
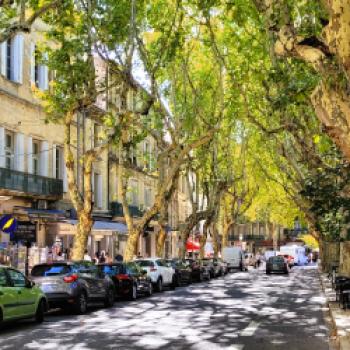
[1, 1, 350, 349]
[0, 265, 329, 350]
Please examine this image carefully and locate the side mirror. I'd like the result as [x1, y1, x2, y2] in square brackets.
[26, 279, 35, 288]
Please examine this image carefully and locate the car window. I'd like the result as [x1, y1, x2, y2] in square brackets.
[102, 265, 124, 275]
[136, 260, 154, 267]
[156, 260, 166, 267]
[126, 262, 140, 274]
[7, 269, 26, 287]
[0, 268, 9, 287]
[31, 264, 71, 277]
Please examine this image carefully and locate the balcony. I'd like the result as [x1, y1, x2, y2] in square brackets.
[110, 201, 144, 218]
[0, 167, 63, 199]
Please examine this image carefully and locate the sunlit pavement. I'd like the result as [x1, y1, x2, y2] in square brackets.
[0, 265, 330, 350]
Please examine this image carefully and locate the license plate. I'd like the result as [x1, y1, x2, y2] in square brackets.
[41, 283, 57, 293]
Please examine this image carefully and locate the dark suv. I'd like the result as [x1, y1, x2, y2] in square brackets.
[31, 261, 115, 314]
[98, 262, 153, 300]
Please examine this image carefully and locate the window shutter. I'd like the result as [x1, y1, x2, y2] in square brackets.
[14, 133, 24, 172]
[62, 149, 67, 192]
[27, 136, 33, 173]
[39, 141, 49, 176]
[30, 42, 35, 84]
[0, 127, 5, 168]
[12, 34, 24, 83]
[0, 42, 6, 76]
[43, 52, 49, 90]
[97, 174, 103, 209]
[52, 144, 56, 178]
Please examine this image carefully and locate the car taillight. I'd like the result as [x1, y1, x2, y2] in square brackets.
[63, 274, 78, 283]
[150, 268, 157, 272]
[116, 274, 130, 280]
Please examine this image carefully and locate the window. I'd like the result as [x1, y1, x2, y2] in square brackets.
[7, 269, 26, 287]
[144, 142, 150, 170]
[5, 131, 13, 169]
[55, 146, 63, 179]
[32, 140, 40, 175]
[144, 187, 152, 208]
[31, 264, 71, 277]
[156, 260, 166, 267]
[1, 35, 23, 83]
[0, 268, 9, 287]
[94, 124, 100, 147]
[31, 43, 48, 90]
[94, 173, 102, 209]
[128, 179, 138, 205]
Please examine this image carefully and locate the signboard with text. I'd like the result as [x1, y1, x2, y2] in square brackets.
[11, 221, 37, 243]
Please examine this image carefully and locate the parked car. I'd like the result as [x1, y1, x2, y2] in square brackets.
[0, 265, 47, 325]
[222, 247, 245, 271]
[31, 261, 115, 314]
[201, 258, 221, 278]
[184, 259, 211, 282]
[216, 258, 229, 275]
[266, 256, 289, 275]
[134, 258, 176, 292]
[98, 262, 153, 300]
[166, 259, 192, 286]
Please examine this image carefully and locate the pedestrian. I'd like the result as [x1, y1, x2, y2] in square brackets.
[56, 251, 64, 261]
[115, 254, 123, 262]
[99, 250, 106, 263]
[105, 252, 112, 264]
[137, 251, 142, 259]
[83, 249, 92, 261]
[256, 253, 261, 268]
[93, 251, 100, 264]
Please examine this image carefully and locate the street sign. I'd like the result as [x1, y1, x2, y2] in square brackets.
[0, 215, 18, 235]
[11, 221, 36, 243]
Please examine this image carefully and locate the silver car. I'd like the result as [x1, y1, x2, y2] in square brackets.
[30, 261, 115, 314]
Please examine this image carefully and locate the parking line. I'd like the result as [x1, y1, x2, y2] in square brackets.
[240, 321, 260, 336]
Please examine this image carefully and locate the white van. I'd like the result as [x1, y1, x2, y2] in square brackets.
[222, 247, 245, 271]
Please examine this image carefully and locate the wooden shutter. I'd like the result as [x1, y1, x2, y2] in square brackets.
[52, 144, 56, 178]
[62, 149, 68, 192]
[0, 127, 5, 168]
[30, 42, 35, 85]
[39, 141, 49, 176]
[27, 136, 33, 173]
[14, 133, 24, 171]
[0, 42, 6, 76]
[12, 34, 24, 83]
[97, 173, 103, 209]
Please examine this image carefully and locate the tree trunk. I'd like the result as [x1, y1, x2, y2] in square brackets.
[211, 224, 219, 258]
[71, 210, 93, 260]
[199, 220, 209, 258]
[124, 228, 140, 262]
[156, 225, 167, 257]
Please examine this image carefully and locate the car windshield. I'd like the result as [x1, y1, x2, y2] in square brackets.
[269, 256, 284, 263]
[31, 264, 71, 277]
[135, 260, 154, 267]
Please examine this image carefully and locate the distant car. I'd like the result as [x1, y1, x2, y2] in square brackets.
[215, 258, 229, 275]
[134, 258, 176, 292]
[222, 247, 245, 271]
[98, 262, 153, 300]
[201, 258, 221, 278]
[184, 259, 211, 282]
[266, 256, 289, 275]
[31, 261, 115, 314]
[0, 265, 48, 325]
[166, 259, 192, 286]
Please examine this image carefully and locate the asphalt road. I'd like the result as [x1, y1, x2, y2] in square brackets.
[0, 265, 330, 350]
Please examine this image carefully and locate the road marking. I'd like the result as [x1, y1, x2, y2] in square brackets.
[240, 321, 260, 336]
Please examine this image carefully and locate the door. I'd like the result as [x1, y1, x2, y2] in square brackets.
[7, 268, 37, 317]
[0, 267, 18, 320]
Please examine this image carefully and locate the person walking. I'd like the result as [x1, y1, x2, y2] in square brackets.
[99, 251, 106, 263]
[83, 249, 92, 261]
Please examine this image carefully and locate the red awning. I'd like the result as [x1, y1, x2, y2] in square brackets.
[186, 239, 200, 251]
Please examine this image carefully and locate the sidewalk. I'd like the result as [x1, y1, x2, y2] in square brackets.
[319, 271, 350, 349]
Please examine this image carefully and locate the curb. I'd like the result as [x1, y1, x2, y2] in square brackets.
[318, 268, 350, 350]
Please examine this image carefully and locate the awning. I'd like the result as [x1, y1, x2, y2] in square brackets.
[67, 220, 128, 234]
[13, 207, 67, 221]
[186, 239, 200, 251]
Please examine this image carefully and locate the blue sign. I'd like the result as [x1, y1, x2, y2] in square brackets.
[0, 215, 18, 236]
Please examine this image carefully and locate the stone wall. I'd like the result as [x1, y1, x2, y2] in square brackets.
[320, 241, 340, 272]
[339, 242, 350, 276]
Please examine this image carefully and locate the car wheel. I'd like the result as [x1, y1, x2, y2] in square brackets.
[74, 292, 88, 315]
[35, 299, 45, 323]
[156, 278, 163, 292]
[104, 288, 115, 307]
[147, 282, 153, 297]
[266, 270, 271, 275]
[128, 284, 137, 301]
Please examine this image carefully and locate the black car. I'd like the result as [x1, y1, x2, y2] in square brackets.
[166, 259, 192, 286]
[184, 259, 211, 282]
[98, 262, 153, 300]
[201, 258, 221, 278]
[266, 256, 289, 274]
[31, 261, 115, 314]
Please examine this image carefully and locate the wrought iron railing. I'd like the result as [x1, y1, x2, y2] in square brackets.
[0, 167, 63, 197]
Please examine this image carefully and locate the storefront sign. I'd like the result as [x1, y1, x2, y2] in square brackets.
[11, 221, 36, 243]
[0, 215, 18, 235]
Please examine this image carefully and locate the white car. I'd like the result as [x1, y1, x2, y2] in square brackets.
[135, 258, 176, 292]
